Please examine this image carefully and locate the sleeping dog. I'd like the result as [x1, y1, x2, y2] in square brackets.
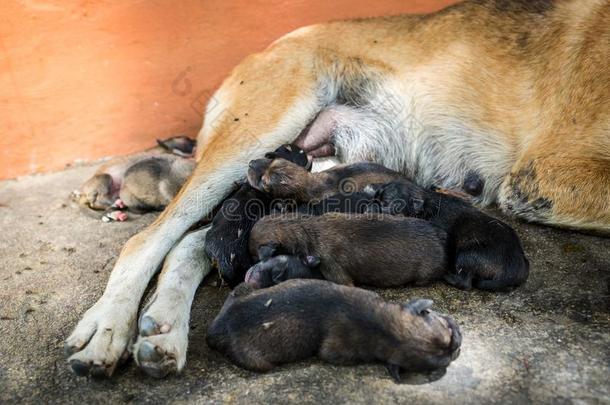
[207, 280, 461, 380]
[73, 136, 196, 221]
[373, 180, 529, 290]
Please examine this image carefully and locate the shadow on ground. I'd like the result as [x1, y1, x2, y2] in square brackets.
[0, 163, 609, 404]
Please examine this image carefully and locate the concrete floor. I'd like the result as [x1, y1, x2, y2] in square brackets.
[0, 163, 609, 404]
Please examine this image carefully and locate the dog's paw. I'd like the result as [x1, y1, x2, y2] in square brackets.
[64, 300, 136, 377]
[132, 292, 190, 378]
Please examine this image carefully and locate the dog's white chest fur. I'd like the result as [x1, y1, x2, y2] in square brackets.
[317, 80, 514, 206]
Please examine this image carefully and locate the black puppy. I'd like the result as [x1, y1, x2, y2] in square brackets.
[206, 280, 461, 380]
[204, 144, 309, 286]
[374, 180, 529, 290]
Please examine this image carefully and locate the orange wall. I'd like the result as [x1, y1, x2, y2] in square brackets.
[0, 0, 457, 179]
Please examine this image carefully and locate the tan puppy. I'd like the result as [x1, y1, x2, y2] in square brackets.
[73, 136, 196, 220]
[66, 0, 610, 378]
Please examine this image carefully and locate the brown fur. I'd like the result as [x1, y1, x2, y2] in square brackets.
[65, 0, 610, 378]
[74, 136, 196, 213]
[206, 280, 461, 378]
[248, 159, 402, 202]
[249, 213, 448, 287]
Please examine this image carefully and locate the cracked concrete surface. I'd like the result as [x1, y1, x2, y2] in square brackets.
[0, 163, 609, 404]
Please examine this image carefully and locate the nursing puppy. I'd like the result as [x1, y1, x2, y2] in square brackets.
[205, 144, 310, 286]
[206, 279, 461, 380]
[249, 212, 448, 287]
[374, 180, 529, 290]
[252, 159, 528, 290]
[74, 136, 196, 219]
[248, 159, 402, 203]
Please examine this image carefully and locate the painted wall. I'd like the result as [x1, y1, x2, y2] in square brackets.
[0, 0, 457, 179]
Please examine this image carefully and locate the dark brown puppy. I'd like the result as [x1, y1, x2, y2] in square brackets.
[374, 180, 529, 291]
[206, 279, 461, 380]
[244, 254, 323, 289]
[204, 144, 310, 287]
[249, 213, 448, 287]
[247, 159, 402, 203]
[250, 159, 528, 291]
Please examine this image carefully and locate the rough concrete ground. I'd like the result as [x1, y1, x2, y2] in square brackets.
[0, 162, 609, 404]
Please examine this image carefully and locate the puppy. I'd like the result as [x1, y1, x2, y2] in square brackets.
[204, 144, 310, 286]
[374, 180, 529, 291]
[74, 135, 196, 219]
[244, 254, 324, 289]
[249, 212, 448, 287]
[206, 279, 461, 380]
[251, 158, 528, 291]
[289, 191, 382, 216]
[247, 159, 402, 203]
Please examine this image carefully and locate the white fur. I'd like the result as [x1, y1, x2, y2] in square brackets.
[329, 78, 513, 205]
[311, 156, 340, 172]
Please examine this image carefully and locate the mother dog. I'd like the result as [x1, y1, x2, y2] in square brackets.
[65, 0, 610, 378]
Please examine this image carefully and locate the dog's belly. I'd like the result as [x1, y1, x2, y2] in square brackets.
[295, 97, 513, 206]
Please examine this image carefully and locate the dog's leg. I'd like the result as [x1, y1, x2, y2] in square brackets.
[65, 39, 327, 377]
[132, 227, 210, 378]
[499, 153, 610, 232]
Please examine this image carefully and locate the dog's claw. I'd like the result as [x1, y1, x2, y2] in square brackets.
[138, 341, 164, 363]
[90, 362, 113, 378]
[64, 343, 80, 356]
[139, 315, 160, 337]
[69, 359, 92, 377]
[136, 341, 176, 378]
[386, 363, 402, 382]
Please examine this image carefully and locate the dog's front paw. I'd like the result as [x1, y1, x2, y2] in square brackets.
[132, 292, 190, 378]
[64, 299, 136, 377]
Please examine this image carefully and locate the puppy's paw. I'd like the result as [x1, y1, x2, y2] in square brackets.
[102, 210, 128, 222]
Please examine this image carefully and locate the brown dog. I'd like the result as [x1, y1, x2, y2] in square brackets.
[66, 0, 610, 378]
[206, 280, 461, 380]
[249, 213, 448, 287]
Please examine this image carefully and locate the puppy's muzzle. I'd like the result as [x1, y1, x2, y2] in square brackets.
[247, 159, 271, 191]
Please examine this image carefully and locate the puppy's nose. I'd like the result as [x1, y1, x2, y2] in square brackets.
[249, 159, 270, 171]
[444, 316, 462, 355]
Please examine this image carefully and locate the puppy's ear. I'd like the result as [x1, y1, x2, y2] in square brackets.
[302, 255, 321, 268]
[156, 138, 170, 150]
[257, 243, 278, 260]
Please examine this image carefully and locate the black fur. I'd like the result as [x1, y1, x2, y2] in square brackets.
[374, 180, 530, 291]
[206, 279, 461, 378]
[204, 144, 310, 287]
[244, 255, 323, 288]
